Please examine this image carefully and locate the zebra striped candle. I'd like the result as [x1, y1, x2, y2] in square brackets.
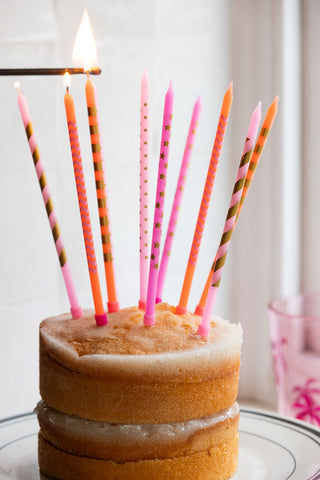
[176, 83, 233, 315]
[85, 74, 119, 313]
[16, 84, 82, 319]
[197, 102, 262, 338]
[64, 75, 107, 326]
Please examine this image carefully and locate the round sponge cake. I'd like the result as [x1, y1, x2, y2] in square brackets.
[38, 303, 242, 479]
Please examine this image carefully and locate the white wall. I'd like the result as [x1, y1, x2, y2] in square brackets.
[0, 0, 236, 418]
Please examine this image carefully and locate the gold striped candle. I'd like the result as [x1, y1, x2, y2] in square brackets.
[195, 98, 278, 317]
[197, 102, 262, 338]
[16, 84, 82, 319]
[237, 96, 279, 218]
[85, 75, 119, 313]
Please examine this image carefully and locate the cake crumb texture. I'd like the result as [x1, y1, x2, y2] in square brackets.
[40, 303, 240, 356]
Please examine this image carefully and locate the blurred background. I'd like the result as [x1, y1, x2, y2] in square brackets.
[0, 0, 318, 418]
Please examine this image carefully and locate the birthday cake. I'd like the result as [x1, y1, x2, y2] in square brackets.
[37, 303, 242, 480]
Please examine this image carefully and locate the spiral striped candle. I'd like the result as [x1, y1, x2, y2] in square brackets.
[195, 99, 277, 317]
[197, 102, 262, 338]
[139, 70, 149, 310]
[16, 84, 82, 319]
[156, 96, 201, 304]
[85, 74, 119, 313]
[176, 83, 233, 315]
[144, 82, 174, 326]
[64, 79, 107, 326]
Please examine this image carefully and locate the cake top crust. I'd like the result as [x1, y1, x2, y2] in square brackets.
[40, 303, 236, 356]
[40, 303, 242, 378]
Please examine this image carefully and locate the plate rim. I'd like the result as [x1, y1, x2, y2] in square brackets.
[240, 406, 320, 440]
[0, 411, 35, 426]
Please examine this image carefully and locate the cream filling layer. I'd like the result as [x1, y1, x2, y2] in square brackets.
[36, 401, 239, 446]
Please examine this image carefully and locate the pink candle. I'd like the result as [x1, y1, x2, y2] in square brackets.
[16, 84, 82, 319]
[156, 96, 201, 303]
[139, 70, 149, 310]
[144, 82, 174, 326]
[197, 102, 262, 338]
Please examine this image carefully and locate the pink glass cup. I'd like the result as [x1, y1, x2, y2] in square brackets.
[268, 292, 320, 427]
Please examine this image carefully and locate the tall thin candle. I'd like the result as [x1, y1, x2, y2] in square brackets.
[64, 74, 107, 326]
[144, 82, 174, 326]
[197, 102, 262, 338]
[237, 96, 279, 220]
[139, 70, 149, 310]
[156, 96, 201, 303]
[16, 84, 82, 319]
[176, 83, 233, 315]
[195, 98, 278, 316]
[85, 74, 119, 313]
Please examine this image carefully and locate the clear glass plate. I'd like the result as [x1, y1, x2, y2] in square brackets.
[1, 408, 320, 479]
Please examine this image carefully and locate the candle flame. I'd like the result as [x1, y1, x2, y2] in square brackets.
[72, 9, 98, 71]
[64, 72, 71, 89]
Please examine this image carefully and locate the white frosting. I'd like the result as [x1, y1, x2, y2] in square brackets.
[36, 401, 239, 445]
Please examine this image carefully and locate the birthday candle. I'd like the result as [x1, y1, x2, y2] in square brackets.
[139, 70, 149, 310]
[197, 102, 262, 338]
[237, 96, 279, 219]
[156, 96, 201, 303]
[85, 74, 119, 313]
[144, 82, 174, 326]
[176, 83, 233, 315]
[64, 75, 107, 326]
[16, 84, 82, 319]
[195, 98, 278, 316]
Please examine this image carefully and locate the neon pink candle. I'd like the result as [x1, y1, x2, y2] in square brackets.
[16, 85, 82, 319]
[198, 102, 262, 338]
[144, 82, 174, 326]
[156, 96, 201, 303]
[139, 71, 149, 310]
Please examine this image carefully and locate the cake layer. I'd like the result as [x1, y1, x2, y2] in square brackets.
[39, 304, 242, 423]
[37, 401, 239, 462]
[38, 419, 239, 480]
[39, 435, 238, 480]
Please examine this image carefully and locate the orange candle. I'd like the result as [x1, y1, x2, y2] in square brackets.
[176, 83, 233, 315]
[85, 74, 119, 313]
[237, 96, 279, 219]
[64, 74, 107, 326]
